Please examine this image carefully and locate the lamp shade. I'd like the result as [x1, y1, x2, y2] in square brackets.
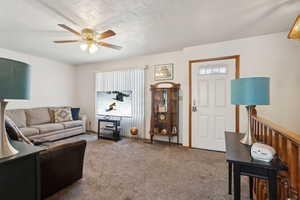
[231, 77, 270, 106]
[0, 58, 31, 100]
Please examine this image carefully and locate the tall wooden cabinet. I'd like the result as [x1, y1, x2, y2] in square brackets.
[150, 82, 180, 144]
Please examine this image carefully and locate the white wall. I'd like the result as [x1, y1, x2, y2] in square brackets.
[75, 51, 185, 143]
[76, 32, 300, 146]
[0, 48, 76, 109]
[182, 32, 300, 145]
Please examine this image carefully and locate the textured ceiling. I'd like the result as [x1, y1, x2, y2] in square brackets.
[0, 0, 299, 65]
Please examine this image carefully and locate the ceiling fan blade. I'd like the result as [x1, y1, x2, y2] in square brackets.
[58, 24, 81, 36]
[97, 30, 116, 40]
[98, 42, 122, 50]
[53, 40, 79, 43]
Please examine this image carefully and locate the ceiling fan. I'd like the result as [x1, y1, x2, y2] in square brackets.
[54, 24, 122, 54]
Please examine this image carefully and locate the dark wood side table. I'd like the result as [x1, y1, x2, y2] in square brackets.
[225, 132, 287, 200]
[0, 140, 45, 200]
[97, 116, 121, 141]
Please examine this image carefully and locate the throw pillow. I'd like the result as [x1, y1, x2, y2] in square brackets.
[5, 116, 21, 141]
[5, 116, 32, 144]
[49, 107, 71, 122]
[53, 108, 73, 123]
[71, 108, 80, 120]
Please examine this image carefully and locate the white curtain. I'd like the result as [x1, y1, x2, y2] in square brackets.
[95, 68, 145, 137]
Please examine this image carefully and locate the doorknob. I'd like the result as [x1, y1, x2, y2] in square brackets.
[192, 100, 198, 112]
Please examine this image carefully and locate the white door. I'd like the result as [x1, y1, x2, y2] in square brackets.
[191, 59, 236, 151]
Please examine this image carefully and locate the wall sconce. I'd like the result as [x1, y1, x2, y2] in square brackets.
[288, 15, 300, 40]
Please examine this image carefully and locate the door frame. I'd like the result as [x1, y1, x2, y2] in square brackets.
[188, 55, 240, 148]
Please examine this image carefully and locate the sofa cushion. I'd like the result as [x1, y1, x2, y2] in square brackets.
[6, 109, 27, 128]
[53, 108, 73, 123]
[20, 127, 40, 137]
[31, 123, 64, 134]
[61, 120, 83, 129]
[26, 108, 51, 126]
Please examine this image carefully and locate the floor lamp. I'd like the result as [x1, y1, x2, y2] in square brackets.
[231, 77, 270, 145]
[0, 58, 30, 158]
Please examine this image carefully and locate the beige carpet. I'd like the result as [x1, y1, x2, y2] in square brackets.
[47, 134, 248, 200]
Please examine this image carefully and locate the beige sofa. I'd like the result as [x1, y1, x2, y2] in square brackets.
[6, 107, 86, 142]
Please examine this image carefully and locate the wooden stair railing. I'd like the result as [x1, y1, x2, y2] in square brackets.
[251, 110, 300, 200]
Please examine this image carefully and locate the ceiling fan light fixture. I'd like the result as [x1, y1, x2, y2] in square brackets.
[288, 15, 300, 40]
[80, 42, 88, 51]
[54, 24, 122, 52]
[88, 43, 98, 54]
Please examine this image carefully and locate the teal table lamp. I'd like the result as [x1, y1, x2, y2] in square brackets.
[0, 58, 30, 158]
[231, 77, 270, 145]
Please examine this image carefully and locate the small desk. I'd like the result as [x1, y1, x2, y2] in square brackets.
[225, 132, 287, 200]
[97, 116, 121, 141]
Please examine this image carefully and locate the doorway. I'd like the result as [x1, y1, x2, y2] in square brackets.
[189, 55, 240, 151]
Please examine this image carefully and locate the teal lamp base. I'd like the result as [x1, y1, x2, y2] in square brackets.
[240, 106, 256, 145]
[0, 101, 18, 159]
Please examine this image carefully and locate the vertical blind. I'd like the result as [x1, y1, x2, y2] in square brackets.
[96, 68, 145, 137]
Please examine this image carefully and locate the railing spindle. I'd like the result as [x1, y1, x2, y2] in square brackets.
[279, 135, 287, 163]
[287, 140, 298, 199]
[267, 127, 272, 146]
[265, 126, 268, 143]
[260, 124, 264, 142]
[271, 130, 278, 150]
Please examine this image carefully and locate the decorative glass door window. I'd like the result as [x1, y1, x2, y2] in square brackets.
[198, 64, 227, 75]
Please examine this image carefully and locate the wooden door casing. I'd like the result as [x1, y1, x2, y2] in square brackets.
[188, 55, 240, 148]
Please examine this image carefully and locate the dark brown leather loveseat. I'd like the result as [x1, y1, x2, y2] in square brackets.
[6, 118, 87, 199]
[40, 140, 87, 199]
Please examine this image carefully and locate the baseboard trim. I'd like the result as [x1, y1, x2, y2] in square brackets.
[87, 130, 97, 134]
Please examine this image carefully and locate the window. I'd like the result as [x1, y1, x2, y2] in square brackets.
[198, 63, 227, 75]
[95, 69, 145, 137]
